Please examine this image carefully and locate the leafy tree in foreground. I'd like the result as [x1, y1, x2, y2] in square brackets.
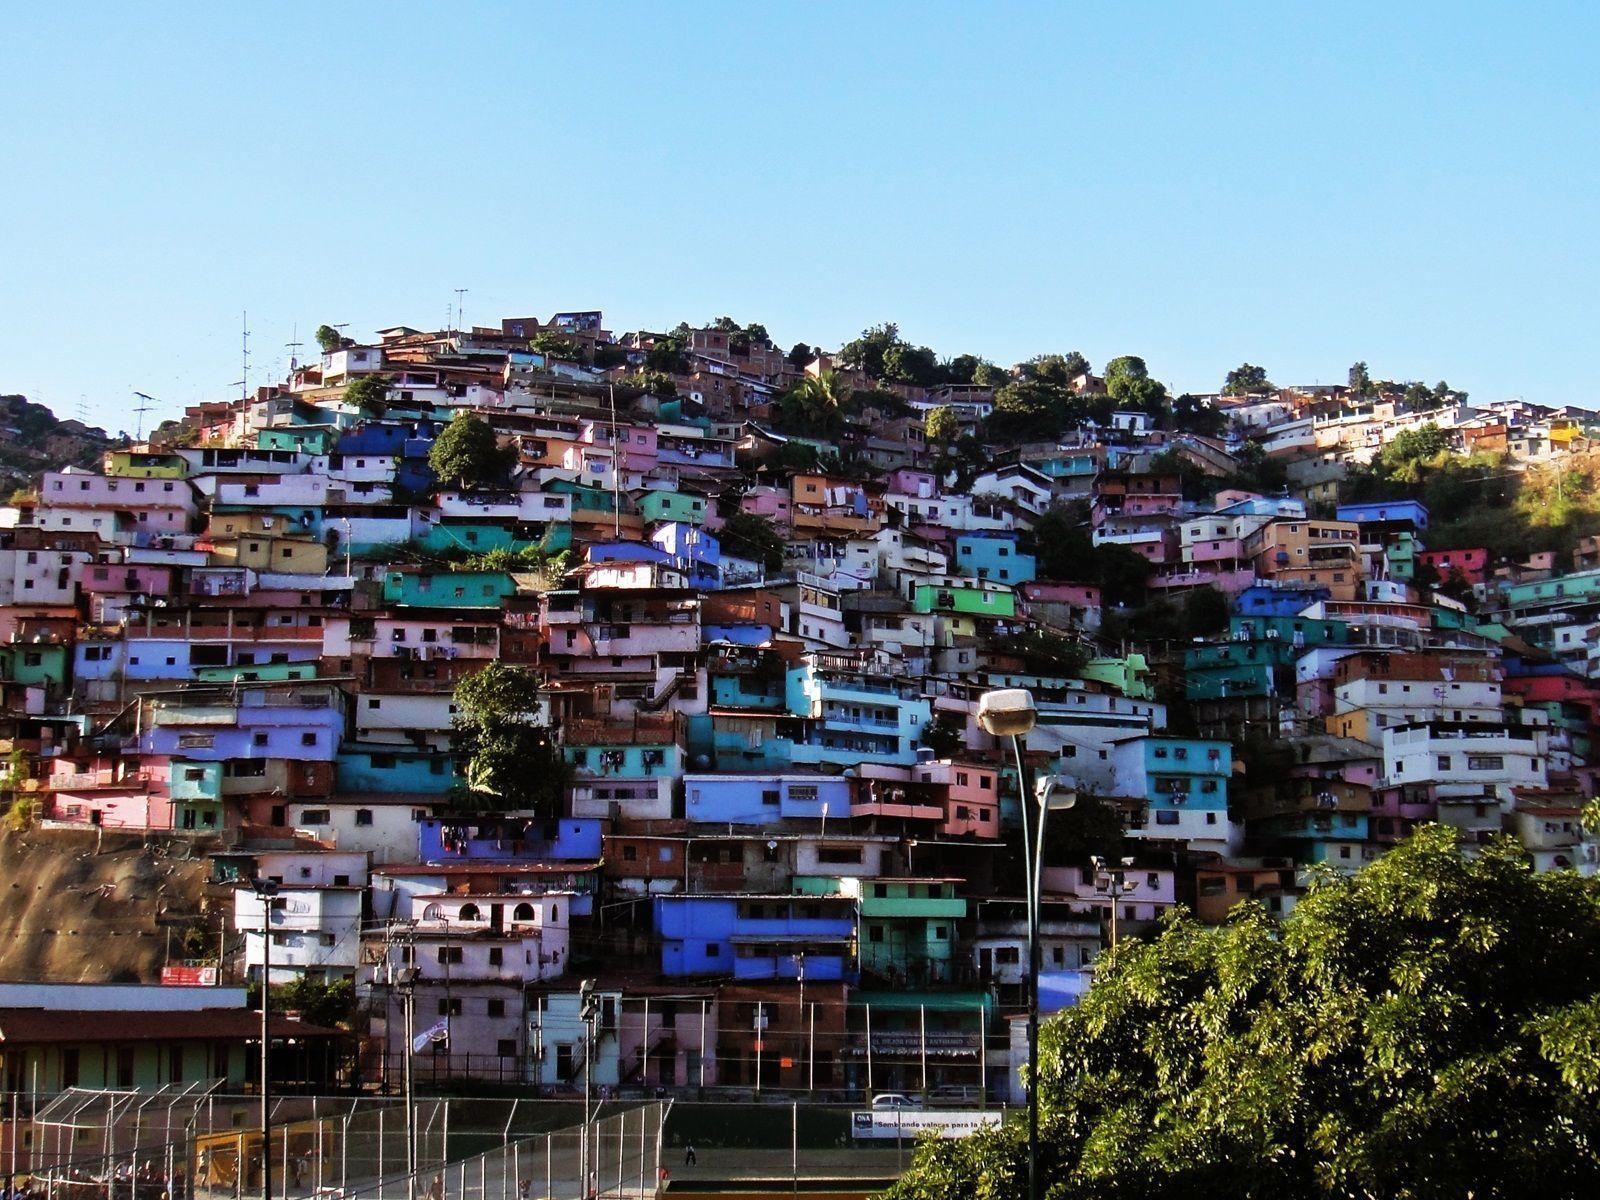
[450, 663, 567, 816]
[885, 826, 1600, 1200]
[428, 411, 516, 490]
[314, 324, 344, 353]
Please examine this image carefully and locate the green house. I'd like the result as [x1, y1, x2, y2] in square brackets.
[910, 580, 1016, 619]
[381, 569, 516, 609]
[168, 759, 225, 831]
[636, 490, 708, 526]
[846, 878, 966, 985]
[105, 451, 189, 479]
[0, 643, 70, 689]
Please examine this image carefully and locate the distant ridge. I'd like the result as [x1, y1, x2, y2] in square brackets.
[0, 393, 115, 498]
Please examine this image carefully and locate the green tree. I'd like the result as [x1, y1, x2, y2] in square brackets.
[1021, 353, 1091, 387]
[787, 343, 814, 370]
[889, 827, 1600, 1200]
[343, 375, 390, 414]
[1181, 585, 1230, 637]
[775, 373, 852, 438]
[450, 663, 567, 815]
[1170, 393, 1228, 438]
[881, 341, 942, 387]
[718, 510, 787, 574]
[1222, 362, 1274, 396]
[1348, 360, 1372, 395]
[645, 334, 689, 374]
[427, 411, 515, 490]
[529, 331, 584, 362]
[919, 712, 965, 759]
[924, 405, 961, 446]
[314, 324, 344, 353]
[837, 322, 901, 377]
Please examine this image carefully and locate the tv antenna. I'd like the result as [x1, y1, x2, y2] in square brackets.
[285, 322, 303, 373]
[240, 311, 251, 399]
[453, 288, 468, 334]
[132, 392, 157, 442]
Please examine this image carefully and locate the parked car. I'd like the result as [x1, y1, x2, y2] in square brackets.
[928, 1084, 981, 1107]
[871, 1092, 924, 1110]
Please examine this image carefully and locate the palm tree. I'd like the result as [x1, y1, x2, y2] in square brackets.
[777, 371, 850, 438]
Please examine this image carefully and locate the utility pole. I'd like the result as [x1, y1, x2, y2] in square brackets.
[1091, 856, 1140, 948]
[251, 877, 281, 1200]
[132, 392, 156, 443]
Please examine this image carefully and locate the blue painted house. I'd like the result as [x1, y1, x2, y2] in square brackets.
[651, 522, 721, 587]
[336, 744, 458, 793]
[1232, 584, 1331, 618]
[653, 893, 858, 981]
[418, 816, 603, 862]
[953, 533, 1036, 585]
[684, 773, 850, 825]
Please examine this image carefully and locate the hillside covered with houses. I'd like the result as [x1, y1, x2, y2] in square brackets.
[2, 311, 1599, 1102]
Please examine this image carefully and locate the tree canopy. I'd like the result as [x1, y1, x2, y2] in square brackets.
[718, 510, 787, 574]
[314, 324, 344, 353]
[924, 405, 961, 445]
[450, 663, 567, 815]
[427, 411, 516, 490]
[886, 826, 1600, 1200]
[343, 375, 390, 414]
[1222, 362, 1274, 396]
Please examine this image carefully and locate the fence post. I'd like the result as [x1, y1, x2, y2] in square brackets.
[543, 1134, 550, 1200]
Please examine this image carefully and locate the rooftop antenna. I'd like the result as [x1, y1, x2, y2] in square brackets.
[131, 392, 156, 442]
[75, 394, 90, 427]
[285, 322, 303, 374]
[454, 288, 469, 335]
[240, 311, 251, 399]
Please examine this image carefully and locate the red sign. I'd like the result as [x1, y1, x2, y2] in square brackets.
[161, 965, 219, 987]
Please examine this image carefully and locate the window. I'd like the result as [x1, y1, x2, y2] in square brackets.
[437, 947, 464, 965]
[254, 732, 270, 747]
[1468, 755, 1504, 771]
[497, 1039, 517, 1058]
[869, 925, 885, 943]
[487, 948, 504, 967]
[301, 732, 318, 747]
[1436, 755, 1452, 771]
[1155, 810, 1180, 826]
[622, 844, 637, 862]
[437, 998, 464, 1016]
[300, 810, 330, 826]
[704, 943, 721, 958]
[355, 809, 374, 827]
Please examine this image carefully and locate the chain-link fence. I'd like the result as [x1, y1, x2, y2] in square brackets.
[17, 1096, 665, 1200]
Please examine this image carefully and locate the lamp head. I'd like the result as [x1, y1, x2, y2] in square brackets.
[977, 688, 1038, 737]
[1034, 775, 1076, 810]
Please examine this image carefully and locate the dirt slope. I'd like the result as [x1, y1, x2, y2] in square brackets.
[0, 828, 221, 983]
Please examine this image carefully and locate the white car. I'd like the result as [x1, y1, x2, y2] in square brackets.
[871, 1092, 924, 1110]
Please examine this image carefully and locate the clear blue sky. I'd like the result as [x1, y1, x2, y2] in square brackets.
[4, 2, 1598, 434]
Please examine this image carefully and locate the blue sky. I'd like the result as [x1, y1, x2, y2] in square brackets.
[3, 2, 1598, 433]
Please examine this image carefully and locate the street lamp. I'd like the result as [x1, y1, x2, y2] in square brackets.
[393, 966, 421, 1197]
[1090, 857, 1141, 949]
[249, 877, 281, 1200]
[977, 691, 1075, 1200]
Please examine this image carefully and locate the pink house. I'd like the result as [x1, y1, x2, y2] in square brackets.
[915, 760, 1002, 839]
[44, 755, 174, 831]
[739, 486, 793, 528]
[1417, 547, 1488, 586]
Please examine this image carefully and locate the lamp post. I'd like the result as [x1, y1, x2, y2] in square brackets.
[579, 979, 599, 1197]
[978, 689, 1077, 1200]
[250, 877, 280, 1200]
[1090, 857, 1140, 948]
[394, 966, 421, 1197]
